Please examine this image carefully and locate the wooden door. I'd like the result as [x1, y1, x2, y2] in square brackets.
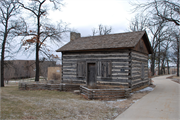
[87, 63, 96, 87]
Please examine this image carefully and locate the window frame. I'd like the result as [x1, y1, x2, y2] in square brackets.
[101, 61, 112, 78]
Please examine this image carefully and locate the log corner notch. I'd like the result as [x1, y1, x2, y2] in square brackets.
[128, 49, 132, 88]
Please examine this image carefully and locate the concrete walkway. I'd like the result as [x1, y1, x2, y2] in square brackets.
[115, 75, 180, 120]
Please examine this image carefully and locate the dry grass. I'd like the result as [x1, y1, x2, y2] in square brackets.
[4, 78, 61, 86]
[172, 75, 180, 79]
[167, 75, 180, 84]
[1, 86, 154, 120]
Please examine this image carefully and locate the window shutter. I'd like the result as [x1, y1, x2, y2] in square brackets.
[77, 62, 79, 76]
[77, 62, 81, 77]
[77, 62, 80, 77]
[77, 61, 86, 77]
[98, 61, 101, 76]
[80, 62, 83, 77]
[107, 62, 112, 77]
[101, 62, 105, 77]
[104, 63, 107, 77]
[101, 61, 112, 78]
[101, 62, 103, 77]
[82, 62, 86, 77]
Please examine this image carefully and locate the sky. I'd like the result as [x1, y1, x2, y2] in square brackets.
[14, 0, 139, 61]
[48, 0, 134, 36]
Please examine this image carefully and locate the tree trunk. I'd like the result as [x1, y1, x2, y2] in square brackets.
[151, 53, 155, 76]
[35, 16, 40, 82]
[161, 60, 163, 75]
[167, 59, 170, 74]
[35, 42, 39, 81]
[1, 40, 5, 87]
[161, 56, 166, 75]
[177, 36, 179, 76]
[1, 19, 8, 87]
[158, 42, 161, 75]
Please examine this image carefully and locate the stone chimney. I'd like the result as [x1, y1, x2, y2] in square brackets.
[70, 32, 81, 41]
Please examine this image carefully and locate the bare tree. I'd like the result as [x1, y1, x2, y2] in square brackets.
[148, 19, 167, 75]
[0, 0, 26, 87]
[129, 14, 148, 32]
[160, 40, 171, 74]
[171, 28, 180, 76]
[92, 24, 112, 36]
[130, 0, 179, 76]
[129, 12, 175, 76]
[131, 0, 180, 26]
[18, 0, 69, 82]
[154, 0, 180, 26]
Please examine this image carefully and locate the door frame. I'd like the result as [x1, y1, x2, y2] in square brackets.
[86, 61, 97, 86]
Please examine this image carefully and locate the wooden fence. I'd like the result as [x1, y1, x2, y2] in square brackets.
[80, 85, 131, 100]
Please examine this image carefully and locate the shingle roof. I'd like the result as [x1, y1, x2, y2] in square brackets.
[56, 31, 152, 53]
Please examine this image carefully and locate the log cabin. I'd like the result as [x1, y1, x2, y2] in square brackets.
[56, 31, 153, 89]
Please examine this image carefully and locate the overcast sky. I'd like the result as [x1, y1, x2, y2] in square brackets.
[48, 0, 135, 35]
[15, 0, 140, 61]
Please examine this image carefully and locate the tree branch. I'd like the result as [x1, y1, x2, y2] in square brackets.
[18, 2, 38, 16]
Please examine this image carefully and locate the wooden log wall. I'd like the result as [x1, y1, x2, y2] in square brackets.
[62, 50, 131, 86]
[59, 84, 80, 91]
[131, 51, 149, 89]
[80, 85, 131, 100]
[19, 82, 80, 91]
[19, 82, 60, 90]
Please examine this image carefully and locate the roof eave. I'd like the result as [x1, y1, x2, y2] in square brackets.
[143, 31, 153, 54]
[56, 47, 134, 52]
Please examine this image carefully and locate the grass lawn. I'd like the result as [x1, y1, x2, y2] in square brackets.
[1, 86, 127, 120]
[1, 85, 155, 120]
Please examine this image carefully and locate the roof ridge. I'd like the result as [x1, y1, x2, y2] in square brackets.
[80, 31, 145, 39]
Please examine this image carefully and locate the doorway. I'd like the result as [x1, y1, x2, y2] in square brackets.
[87, 63, 96, 87]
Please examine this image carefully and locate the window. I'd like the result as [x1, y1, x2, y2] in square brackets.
[77, 61, 86, 77]
[101, 61, 112, 78]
